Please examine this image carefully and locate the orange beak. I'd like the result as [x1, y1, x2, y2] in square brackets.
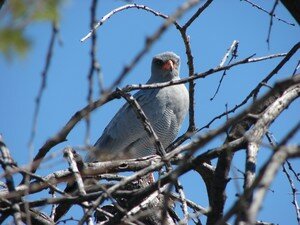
[162, 60, 174, 71]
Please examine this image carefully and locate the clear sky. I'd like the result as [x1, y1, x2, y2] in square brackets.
[1, 0, 299, 224]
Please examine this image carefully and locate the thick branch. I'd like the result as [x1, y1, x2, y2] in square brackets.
[245, 84, 300, 188]
[281, 0, 300, 25]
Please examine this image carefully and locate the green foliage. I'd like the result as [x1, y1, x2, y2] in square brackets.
[32, 0, 61, 21]
[0, 28, 31, 60]
[0, 0, 62, 60]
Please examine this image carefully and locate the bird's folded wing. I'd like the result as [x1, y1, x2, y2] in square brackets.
[88, 89, 164, 161]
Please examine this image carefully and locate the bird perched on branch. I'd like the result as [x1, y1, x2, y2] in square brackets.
[86, 51, 189, 162]
[54, 51, 189, 221]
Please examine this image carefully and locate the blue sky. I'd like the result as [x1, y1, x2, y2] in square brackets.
[1, 0, 300, 224]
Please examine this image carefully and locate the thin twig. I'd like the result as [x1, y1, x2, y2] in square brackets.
[242, 0, 295, 26]
[28, 22, 58, 153]
[81, 4, 169, 42]
[199, 42, 299, 132]
[85, 0, 99, 146]
[286, 160, 300, 182]
[293, 60, 300, 76]
[182, 0, 213, 30]
[123, 53, 287, 93]
[210, 40, 239, 100]
[282, 163, 300, 224]
[178, 0, 214, 134]
[266, 0, 279, 49]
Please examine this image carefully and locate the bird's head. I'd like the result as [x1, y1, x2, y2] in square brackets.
[150, 52, 180, 83]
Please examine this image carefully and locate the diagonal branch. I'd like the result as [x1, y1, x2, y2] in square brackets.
[242, 0, 295, 26]
[182, 0, 213, 30]
[199, 42, 300, 132]
[117, 89, 167, 159]
[28, 22, 58, 151]
[281, 0, 300, 25]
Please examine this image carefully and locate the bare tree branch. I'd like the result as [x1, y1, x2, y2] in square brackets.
[282, 162, 300, 224]
[219, 116, 300, 225]
[199, 42, 300, 133]
[244, 83, 300, 191]
[63, 147, 94, 225]
[210, 40, 239, 100]
[28, 22, 58, 152]
[281, 0, 300, 25]
[266, 0, 279, 48]
[85, 0, 99, 146]
[242, 0, 295, 26]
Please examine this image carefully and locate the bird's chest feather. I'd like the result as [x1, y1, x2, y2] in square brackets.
[154, 84, 189, 121]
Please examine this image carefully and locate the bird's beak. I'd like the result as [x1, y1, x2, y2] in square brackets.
[162, 60, 174, 71]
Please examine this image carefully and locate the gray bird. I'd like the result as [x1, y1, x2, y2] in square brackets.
[54, 52, 189, 221]
[86, 51, 189, 162]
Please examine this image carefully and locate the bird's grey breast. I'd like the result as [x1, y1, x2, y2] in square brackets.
[88, 83, 188, 162]
[142, 83, 189, 145]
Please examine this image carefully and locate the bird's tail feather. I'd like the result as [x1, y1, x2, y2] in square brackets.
[53, 181, 78, 222]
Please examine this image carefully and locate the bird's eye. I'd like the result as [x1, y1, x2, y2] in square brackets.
[154, 59, 164, 66]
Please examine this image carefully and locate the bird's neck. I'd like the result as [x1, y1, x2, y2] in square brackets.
[147, 75, 179, 84]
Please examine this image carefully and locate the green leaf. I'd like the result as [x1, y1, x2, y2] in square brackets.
[8, 0, 27, 19]
[0, 0, 63, 59]
[0, 28, 31, 60]
[32, 0, 61, 21]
